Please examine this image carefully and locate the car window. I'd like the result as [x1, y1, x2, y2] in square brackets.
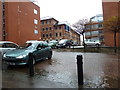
[0, 44, 2, 48]
[36, 43, 42, 49]
[22, 43, 35, 49]
[3, 43, 18, 48]
[42, 43, 48, 48]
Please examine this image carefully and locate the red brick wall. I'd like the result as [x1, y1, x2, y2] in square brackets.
[5, 2, 41, 45]
[102, 1, 120, 47]
[118, 1, 120, 47]
[0, 1, 2, 41]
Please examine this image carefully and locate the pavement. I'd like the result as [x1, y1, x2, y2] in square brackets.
[2, 50, 119, 88]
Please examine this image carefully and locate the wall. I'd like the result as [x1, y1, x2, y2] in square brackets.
[102, 1, 120, 47]
[0, 1, 2, 41]
[41, 19, 80, 44]
[5, 2, 41, 45]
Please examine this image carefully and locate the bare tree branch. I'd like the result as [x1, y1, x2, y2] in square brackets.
[72, 18, 88, 34]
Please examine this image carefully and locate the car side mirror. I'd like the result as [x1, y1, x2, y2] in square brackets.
[37, 47, 41, 50]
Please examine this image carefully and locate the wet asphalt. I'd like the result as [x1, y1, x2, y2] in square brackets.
[2, 49, 119, 88]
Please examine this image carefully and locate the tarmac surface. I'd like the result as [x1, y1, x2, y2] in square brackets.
[2, 49, 119, 88]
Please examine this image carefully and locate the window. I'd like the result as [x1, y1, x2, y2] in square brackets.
[46, 21, 48, 24]
[56, 33, 58, 37]
[64, 26, 66, 30]
[85, 25, 91, 30]
[46, 28, 48, 31]
[98, 24, 103, 28]
[49, 27, 52, 30]
[100, 36, 104, 41]
[46, 34, 48, 38]
[99, 30, 103, 34]
[34, 9, 38, 14]
[42, 34, 45, 38]
[85, 32, 91, 36]
[3, 43, 18, 48]
[42, 21, 44, 25]
[59, 26, 61, 29]
[54, 26, 57, 30]
[49, 20, 51, 23]
[91, 24, 98, 29]
[42, 28, 44, 31]
[34, 19, 38, 24]
[59, 32, 62, 36]
[49, 33, 52, 37]
[92, 31, 99, 35]
[35, 26, 38, 29]
[34, 30, 38, 34]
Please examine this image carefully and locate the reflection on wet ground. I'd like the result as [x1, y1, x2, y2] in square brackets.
[2, 50, 119, 88]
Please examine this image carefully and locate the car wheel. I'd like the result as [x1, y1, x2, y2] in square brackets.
[48, 56, 52, 59]
[84, 44, 87, 47]
[48, 51, 52, 59]
[96, 44, 99, 47]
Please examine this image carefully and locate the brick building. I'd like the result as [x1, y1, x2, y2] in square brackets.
[102, 0, 120, 47]
[0, 1, 2, 41]
[1, 1, 41, 45]
[41, 16, 80, 45]
[85, 14, 104, 44]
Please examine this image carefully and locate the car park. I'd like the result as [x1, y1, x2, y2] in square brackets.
[83, 40, 101, 46]
[0, 41, 19, 56]
[57, 39, 73, 48]
[48, 40, 58, 48]
[3, 41, 52, 65]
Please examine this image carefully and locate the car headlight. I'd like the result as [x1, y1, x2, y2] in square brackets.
[16, 55, 27, 59]
[3, 54, 6, 58]
[63, 44, 66, 46]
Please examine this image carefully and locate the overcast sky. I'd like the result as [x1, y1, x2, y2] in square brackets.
[37, 0, 103, 25]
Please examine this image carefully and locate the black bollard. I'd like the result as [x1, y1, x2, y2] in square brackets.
[28, 53, 34, 77]
[77, 55, 83, 85]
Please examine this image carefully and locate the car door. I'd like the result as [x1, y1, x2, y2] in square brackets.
[41, 43, 49, 59]
[34, 44, 45, 61]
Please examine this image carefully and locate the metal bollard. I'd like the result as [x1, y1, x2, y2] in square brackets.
[28, 53, 34, 77]
[77, 55, 83, 85]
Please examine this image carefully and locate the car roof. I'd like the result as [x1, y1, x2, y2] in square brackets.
[26, 41, 48, 45]
[0, 41, 17, 44]
[26, 40, 43, 43]
[60, 39, 68, 41]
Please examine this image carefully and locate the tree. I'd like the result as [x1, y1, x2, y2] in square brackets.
[103, 16, 120, 53]
[72, 18, 88, 51]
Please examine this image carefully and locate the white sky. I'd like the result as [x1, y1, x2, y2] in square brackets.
[37, 0, 103, 25]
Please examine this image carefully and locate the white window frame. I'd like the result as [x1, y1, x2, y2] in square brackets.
[34, 30, 38, 34]
[34, 19, 38, 24]
[34, 9, 38, 14]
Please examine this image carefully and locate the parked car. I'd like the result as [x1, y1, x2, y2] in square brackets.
[57, 39, 73, 48]
[48, 40, 58, 48]
[83, 40, 101, 46]
[3, 41, 52, 65]
[0, 41, 19, 56]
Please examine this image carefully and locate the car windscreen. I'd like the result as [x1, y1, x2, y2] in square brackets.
[21, 43, 38, 49]
[49, 41, 57, 44]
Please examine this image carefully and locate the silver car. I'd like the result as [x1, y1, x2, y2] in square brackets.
[0, 41, 19, 56]
[84, 40, 101, 46]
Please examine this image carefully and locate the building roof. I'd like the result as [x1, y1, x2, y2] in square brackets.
[57, 21, 71, 27]
[40, 16, 58, 22]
